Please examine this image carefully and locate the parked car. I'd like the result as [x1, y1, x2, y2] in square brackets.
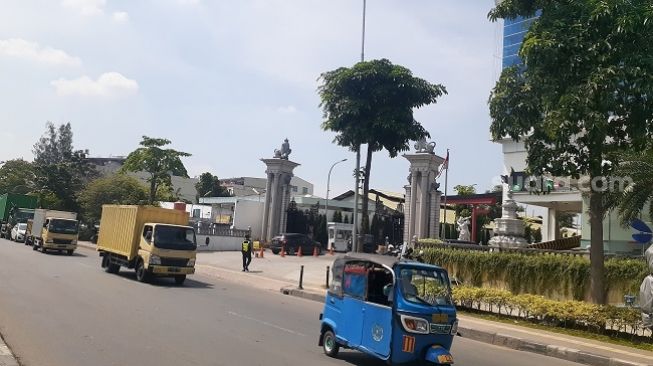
[10, 223, 27, 242]
[270, 233, 322, 255]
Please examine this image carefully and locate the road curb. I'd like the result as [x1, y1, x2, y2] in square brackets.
[280, 287, 651, 366]
[0, 333, 19, 366]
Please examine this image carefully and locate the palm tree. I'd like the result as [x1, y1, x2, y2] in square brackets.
[604, 150, 653, 225]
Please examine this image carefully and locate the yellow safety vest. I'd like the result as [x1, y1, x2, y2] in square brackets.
[242, 240, 250, 252]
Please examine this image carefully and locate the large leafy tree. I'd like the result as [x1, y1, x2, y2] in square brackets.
[32, 122, 96, 211]
[121, 136, 191, 204]
[319, 59, 446, 242]
[488, 0, 653, 303]
[79, 174, 149, 223]
[0, 159, 35, 194]
[195, 172, 230, 201]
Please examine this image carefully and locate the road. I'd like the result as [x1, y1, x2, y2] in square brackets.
[0, 239, 582, 366]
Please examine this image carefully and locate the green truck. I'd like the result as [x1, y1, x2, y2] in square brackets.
[0, 193, 38, 239]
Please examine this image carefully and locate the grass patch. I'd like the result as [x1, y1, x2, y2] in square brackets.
[459, 309, 653, 352]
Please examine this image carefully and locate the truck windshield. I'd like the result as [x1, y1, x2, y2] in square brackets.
[49, 219, 79, 234]
[153, 225, 197, 250]
[399, 267, 453, 307]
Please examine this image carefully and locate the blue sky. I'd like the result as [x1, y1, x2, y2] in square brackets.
[0, 0, 504, 197]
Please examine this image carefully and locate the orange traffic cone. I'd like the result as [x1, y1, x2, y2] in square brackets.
[280, 247, 286, 257]
[297, 246, 303, 257]
[313, 246, 319, 257]
[259, 247, 265, 258]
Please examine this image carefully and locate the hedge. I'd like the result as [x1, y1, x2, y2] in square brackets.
[452, 286, 647, 338]
[420, 246, 648, 301]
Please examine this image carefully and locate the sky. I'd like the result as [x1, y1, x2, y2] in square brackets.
[0, 0, 505, 198]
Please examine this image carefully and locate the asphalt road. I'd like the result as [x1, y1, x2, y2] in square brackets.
[0, 239, 582, 366]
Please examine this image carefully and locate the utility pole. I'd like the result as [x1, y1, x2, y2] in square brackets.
[353, 0, 367, 253]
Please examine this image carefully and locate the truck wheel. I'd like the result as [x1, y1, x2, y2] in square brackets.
[322, 329, 339, 357]
[174, 275, 186, 285]
[103, 254, 120, 274]
[135, 260, 150, 283]
[101, 255, 110, 268]
[67, 250, 74, 256]
[271, 248, 280, 255]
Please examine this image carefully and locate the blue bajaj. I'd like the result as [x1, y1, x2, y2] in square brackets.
[319, 253, 457, 365]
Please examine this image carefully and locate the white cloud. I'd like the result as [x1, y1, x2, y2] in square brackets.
[277, 105, 297, 114]
[51, 72, 139, 97]
[0, 38, 81, 66]
[112, 11, 129, 23]
[61, 0, 106, 16]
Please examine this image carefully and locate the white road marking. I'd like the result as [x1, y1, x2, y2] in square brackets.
[0, 342, 13, 356]
[227, 311, 307, 337]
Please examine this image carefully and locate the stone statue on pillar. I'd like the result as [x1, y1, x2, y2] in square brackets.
[261, 139, 300, 242]
[403, 139, 445, 243]
[273, 138, 292, 159]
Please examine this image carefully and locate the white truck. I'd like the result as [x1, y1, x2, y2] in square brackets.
[26, 209, 79, 255]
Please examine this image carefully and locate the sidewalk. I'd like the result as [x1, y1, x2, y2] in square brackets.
[76, 244, 653, 366]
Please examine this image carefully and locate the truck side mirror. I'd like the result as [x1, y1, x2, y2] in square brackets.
[205, 237, 210, 246]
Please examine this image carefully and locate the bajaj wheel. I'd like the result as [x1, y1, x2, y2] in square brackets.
[322, 329, 339, 357]
[135, 260, 150, 283]
[174, 275, 186, 286]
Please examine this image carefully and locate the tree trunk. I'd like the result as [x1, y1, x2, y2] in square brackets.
[361, 145, 373, 237]
[149, 177, 157, 205]
[589, 189, 606, 304]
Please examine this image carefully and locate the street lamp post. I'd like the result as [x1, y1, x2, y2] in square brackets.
[325, 158, 348, 230]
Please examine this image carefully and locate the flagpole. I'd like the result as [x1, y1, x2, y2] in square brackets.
[441, 149, 449, 240]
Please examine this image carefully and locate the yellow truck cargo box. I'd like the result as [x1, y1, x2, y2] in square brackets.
[97, 205, 189, 261]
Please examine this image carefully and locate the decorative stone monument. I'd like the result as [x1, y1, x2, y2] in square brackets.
[488, 189, 528, 248]
[403, 138, 445, 245]
[261, 138, 299, 242]
[457, 217, 471, 241]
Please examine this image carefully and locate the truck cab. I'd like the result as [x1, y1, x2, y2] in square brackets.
[135, 223, 197, 283]
[36, 217, 80, 255]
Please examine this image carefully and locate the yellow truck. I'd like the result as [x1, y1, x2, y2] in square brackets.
[28, 209, 79, 255]
[97, 205, 197, 285]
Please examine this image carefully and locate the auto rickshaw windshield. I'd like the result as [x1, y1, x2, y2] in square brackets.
[399, 267, 453, 306]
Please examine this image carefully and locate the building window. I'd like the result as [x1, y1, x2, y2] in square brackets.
[292, 186, 298, 192]
[302, 187, 308, 195]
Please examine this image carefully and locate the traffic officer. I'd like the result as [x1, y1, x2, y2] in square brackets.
[241, 234, 252, 272]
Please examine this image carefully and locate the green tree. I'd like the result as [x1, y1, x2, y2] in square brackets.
[453, 184, 476, 218]
[343, 214, 350, 224]
[121, 136, 191, 204]
[331, 210, 342, 223]
[79, 174, 148, 223]
[32, 122, 96, 211]
[319, 59, 446, 242]
[488, 0, 653, 303]
[195, 172, 230, 201]
[557, 212, 575, 229]
[0, 159, 35, 194]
